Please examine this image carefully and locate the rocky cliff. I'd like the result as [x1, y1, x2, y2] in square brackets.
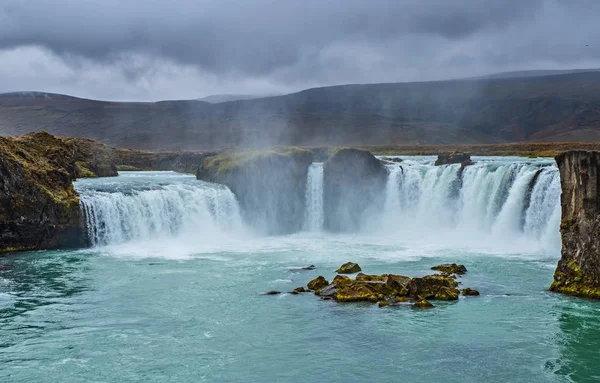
[1, 133, 82, 252]
[116, 149, 215, 174]
[0, 132, 122, 253]
[551, 151, 600, 298]
[323, 149, 388, 232]
[197, 148, 313, 234]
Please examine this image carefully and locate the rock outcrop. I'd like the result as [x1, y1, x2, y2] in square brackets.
[551, 151, 600, 299]
[197, 148, 313, 234]
[435, 152, 473, 166]
[336, 262, 362, 274]
[116, 149, 215, 174]
[0, 132, 88, 252]
[63, 137, 119, 177]
[323, 149, 387, 232]
[301, 263, 478, 305]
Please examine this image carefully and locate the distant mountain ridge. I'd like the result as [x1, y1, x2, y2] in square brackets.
[1, 71, 600, 150]
[196, 94, 264, 103]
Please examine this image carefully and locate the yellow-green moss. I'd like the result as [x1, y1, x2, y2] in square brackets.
[202, 147, 311, 175]
[116, 164, 144, 171]
[76, 161, 97, 178]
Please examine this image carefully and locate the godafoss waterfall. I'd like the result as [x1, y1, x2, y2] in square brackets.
[2, 155, 600, 382]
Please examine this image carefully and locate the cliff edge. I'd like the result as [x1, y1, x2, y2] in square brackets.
[551, 151, 600, 298]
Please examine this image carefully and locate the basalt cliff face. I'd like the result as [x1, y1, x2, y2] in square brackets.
[551, 151, 600, 298]
[0, 132, 120, 253]
[323, 149, 388, 232]
[197, 148, 314, 234]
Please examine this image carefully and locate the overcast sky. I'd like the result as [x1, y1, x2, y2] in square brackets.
[1, 0, 599, 101]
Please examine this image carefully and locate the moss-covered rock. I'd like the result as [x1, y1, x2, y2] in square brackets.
[462, 288, 480, 296]
[410, 275, 459, 300]
[197, 148, 313, 234]
[0, 132, 87, 252]
[355, 272, 385, 281]
[63, 137, 118, 177]
[332, 275, 353, 286]
[551, 151, 600, 299]
[307, 276, 329, 292]
[290, 287, 308, 294]
[413, 298, 435, 309]
[117, 149, 216, 174]
[336, 262, 362, 274]
[323, 148, 387, 232]
[431, 263, 468, 275]
[334, 282, 379, 303]
[378, 301, 390, 308]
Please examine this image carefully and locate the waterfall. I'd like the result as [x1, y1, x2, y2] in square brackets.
[77, 173, 244, 246]
[379, 158, 561, 253]
[303, 163, 324, 231]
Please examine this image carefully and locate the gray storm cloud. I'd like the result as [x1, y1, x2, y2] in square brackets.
[0, 0, 599, 100]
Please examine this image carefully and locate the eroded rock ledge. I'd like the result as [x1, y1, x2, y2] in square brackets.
[323, 148, 387, 232]
[551, 151, 600, 299]
[196, 148, 314, 234]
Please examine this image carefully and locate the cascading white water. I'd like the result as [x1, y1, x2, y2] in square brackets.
[380, 157, 561, 254]
[76, 172, 245, 247]
[303, 163, 324, 231]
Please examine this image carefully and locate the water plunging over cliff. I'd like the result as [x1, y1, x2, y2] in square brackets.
[303, 163, 324, 231]
[75, 157, 561, 255]
[76, 172, 244, 247]
[379, 157, 561, 253]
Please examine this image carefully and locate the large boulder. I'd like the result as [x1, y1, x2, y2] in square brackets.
[336, 262, 362, 274]
[410, 275, 460, 300]
[551, 151, 600, 299]
[197, 148, 313, 234]
[435, 152, 472, 166]
[323, 149, 387, 232]
[431, 263, 468, 275]
[0, 132, 87, 252]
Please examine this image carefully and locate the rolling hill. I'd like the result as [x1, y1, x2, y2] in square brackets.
[1, 71, 600, 150]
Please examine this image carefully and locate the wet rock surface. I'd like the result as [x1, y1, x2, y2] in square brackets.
[435, 152, 473, 166]
[431, 263, 468, 275]
[323, 149, 387, 232]
[551, 151, 600, 299]
[0, 132, 119, 253]
[197, 148, 313, 235]
[296, 263, 479, 307]
[336, 262, 362, 274]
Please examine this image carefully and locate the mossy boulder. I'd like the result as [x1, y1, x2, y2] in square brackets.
[290, 287, 308, 294]
[332, 275, 353, 286]
[410, 275, 460, 300]
[336, 262, 362, 274]
[307, 276, 329, 292]
[413, 298, 434, 308]
[355, 273, 385, 282]
[323, 148, 387, 232]
[431, 263, 468, 275]
[334, 282, 379, 303]
[197, 148, 313, 234]
[462, 288, 480, 296]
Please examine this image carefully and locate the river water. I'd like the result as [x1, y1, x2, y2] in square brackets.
[1, 157, 600, 382]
